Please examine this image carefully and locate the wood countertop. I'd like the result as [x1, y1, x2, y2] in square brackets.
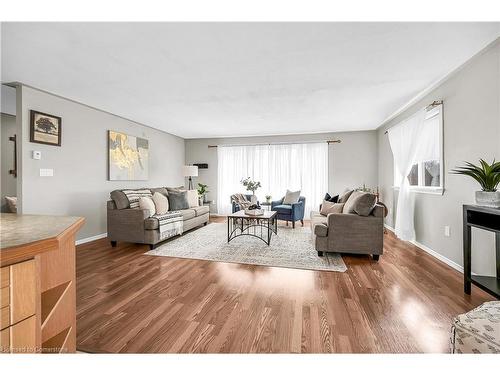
[0, 214, 84, 266]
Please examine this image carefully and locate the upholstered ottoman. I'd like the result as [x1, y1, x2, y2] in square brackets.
[450, 301, 500, 353]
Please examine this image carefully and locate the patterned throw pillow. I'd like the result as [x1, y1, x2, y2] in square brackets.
[121, 189, 152, 209]
[152, 192, 169, 215]
[139, 196, 156, 217]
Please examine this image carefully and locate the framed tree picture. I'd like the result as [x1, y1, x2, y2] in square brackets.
[30, 110, 62, 146]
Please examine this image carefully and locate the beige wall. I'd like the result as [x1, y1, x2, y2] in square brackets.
[377, 38, 500, 276]
[185, 131, 378, 213]
[18, 85, 185, 240]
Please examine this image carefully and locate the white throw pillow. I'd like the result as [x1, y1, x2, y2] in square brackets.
[186, 189, 199, 208]
[152, 192, 169, 215]
[283, 189, 300, 204]
[139, 196, 156, 217]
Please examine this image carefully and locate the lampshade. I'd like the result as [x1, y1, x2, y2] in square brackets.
[183, 165, 198, 177]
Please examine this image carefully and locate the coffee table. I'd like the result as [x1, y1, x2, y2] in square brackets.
[227, 210, 278, 245]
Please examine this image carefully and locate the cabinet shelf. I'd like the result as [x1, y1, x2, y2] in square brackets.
[41, 281, 71, 328]
[42, 326, 72, 353]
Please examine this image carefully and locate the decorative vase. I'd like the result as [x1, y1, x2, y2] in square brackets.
[475, 191, 500, 208]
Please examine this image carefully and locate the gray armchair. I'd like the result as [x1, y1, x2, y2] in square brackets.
[310, 204, 384, 260]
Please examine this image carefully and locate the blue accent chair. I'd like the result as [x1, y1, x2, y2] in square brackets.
[231, 194, 259, 213]
[271, 196, 306, 228]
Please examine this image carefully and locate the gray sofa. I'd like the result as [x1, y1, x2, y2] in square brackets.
[107, 187, 209, 249]
[310, 193, 384, 260]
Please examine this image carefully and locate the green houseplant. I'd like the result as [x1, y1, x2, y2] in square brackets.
[452, 159, 500, 208]
[197, 183, 209, 204]
[240, 177, 262, 197]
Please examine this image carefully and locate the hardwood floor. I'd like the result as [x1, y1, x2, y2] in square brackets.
[76, 218, 491, 353]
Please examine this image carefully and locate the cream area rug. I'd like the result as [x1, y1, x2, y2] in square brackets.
[146, 222, 347, 273]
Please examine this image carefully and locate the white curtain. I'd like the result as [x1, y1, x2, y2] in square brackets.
[387, 109, 426, 241]
[217, 143, 328, 217]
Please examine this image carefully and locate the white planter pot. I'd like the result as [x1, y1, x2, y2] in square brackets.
[475, 191, 500, 208]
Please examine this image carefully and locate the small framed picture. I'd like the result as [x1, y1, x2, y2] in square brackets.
[30, 110, 62, 146]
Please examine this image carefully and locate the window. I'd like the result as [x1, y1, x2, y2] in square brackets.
[393, 105, 444, 194]
[217, 142, 328, 216]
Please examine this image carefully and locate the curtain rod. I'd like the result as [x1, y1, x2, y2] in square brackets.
[207, 139, 341, 148]
[384, 100, 443, 135]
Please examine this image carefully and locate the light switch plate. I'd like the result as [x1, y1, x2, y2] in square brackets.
[444, 226, 450, 237]
[40, 168, 54, 177]
[32, 150, 42, 160]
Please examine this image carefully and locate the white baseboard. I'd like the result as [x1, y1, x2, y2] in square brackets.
[384, 224, 464, 274]
[75, 232, 107, 246]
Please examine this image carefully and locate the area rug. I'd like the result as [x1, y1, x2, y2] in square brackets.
[146, 222, 347, 272]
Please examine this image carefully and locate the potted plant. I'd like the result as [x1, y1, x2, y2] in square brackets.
[452, 159, 500, 208]
[197, 183, 209, 205]
[265, 195, 272, 204]
[240, 177, 262, 198]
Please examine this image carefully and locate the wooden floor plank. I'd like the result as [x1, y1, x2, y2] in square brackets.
[76, 218, 492, 353]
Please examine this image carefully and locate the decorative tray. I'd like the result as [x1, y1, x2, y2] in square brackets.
[244, 208, 264, 216]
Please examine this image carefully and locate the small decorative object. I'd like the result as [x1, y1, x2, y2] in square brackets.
[241, 177, 262, 197]
[108, 130, 149, 181]
[245, 203, 264, 216]
[30, 110, 62, 146]
[356, 183, 373, 193]
[197, 183, 209, 203]
[265, 194, 272, 203]
[452, 159, 500, 208]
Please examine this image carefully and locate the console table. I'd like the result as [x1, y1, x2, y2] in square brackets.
[463, 205, 500, 298]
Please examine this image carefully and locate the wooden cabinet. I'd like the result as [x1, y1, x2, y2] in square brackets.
[0, 260, 37, 353]
[10, 260, 37, 324]
[0, 214, 84, 354]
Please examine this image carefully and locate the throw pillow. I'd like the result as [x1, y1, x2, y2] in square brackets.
[168, 190, 190, 211]
[110, 190, 130, 209]
[166, 186, 185, 194]
[283, 189, 300, 204]
[152, 192, 169, 215]
[5, 196, 17, 213]
[324, 193, 339, 203]
[139, 196, 156, 217]
[338, 189, 354, 203]
[186, 190, 199, 208]
[150, 187, 169, 197]
[342, 191, 377, 216]
[320, 201, 345, 216]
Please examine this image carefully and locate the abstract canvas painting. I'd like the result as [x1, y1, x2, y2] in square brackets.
[108, 130, 149, 180]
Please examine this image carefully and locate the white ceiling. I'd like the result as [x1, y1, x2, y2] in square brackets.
[2, 23, 499, 138]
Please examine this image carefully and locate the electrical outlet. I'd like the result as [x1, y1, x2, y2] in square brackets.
[444, 226, 450, 237]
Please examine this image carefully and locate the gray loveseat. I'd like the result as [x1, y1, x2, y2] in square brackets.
[310, 191, 384, 260]
[107, 187, 209, 249]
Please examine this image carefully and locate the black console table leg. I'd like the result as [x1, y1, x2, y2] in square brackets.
[463, 223, 472, 295]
